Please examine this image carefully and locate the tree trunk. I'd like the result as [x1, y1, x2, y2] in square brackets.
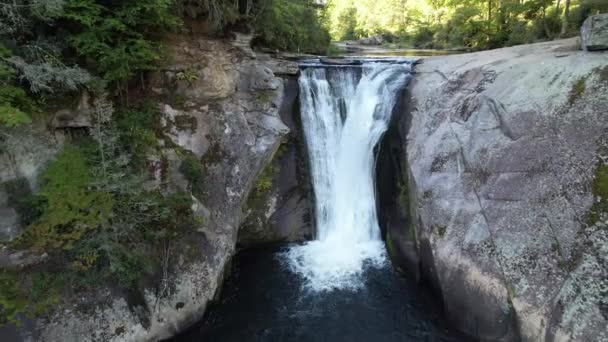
[542, 4, 552, 39]
[488, 0, 493, 30]
[560, 0, 571, 37]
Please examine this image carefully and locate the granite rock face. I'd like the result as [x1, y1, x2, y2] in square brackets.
[581, 13, 608, 51]
[238, 77, 314, 246]
[393, 38, 608, 341]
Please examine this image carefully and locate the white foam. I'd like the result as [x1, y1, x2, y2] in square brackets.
[284, 62, 412, 292]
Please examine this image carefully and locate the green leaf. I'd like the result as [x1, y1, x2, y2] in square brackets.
[0, 104, 31, 127]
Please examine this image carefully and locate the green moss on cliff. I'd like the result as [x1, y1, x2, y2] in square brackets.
[0, 270, 62, 326]
[435, 225, 447, 238]
[254, 162, 277, 195]
[179, 152, 204, 196]
[587, 161, 608, 226]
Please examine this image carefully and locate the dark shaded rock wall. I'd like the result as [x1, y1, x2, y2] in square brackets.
[238, 76, 314, 245]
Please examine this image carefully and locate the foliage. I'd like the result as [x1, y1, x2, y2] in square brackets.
[179, 153, 204, 193]
[176, 0, 241, 31]
[15, 145, 113, 251]
[7, 56, 91, 94]
[253, 0, 331, 53]
[254, 162, 276, 194]
[0, 271, 27, 325]
[3, 92, 199, 324]
[0, 270, 62, 326]
[2, 178, 46, 226]
[115, 104, 160, 164]
[326, 44, 347, 57]
[325, 0, 608, 50]
[59, 0, 179, 86]
[0, 44, 34, 127]
[588, 161, 608, 225]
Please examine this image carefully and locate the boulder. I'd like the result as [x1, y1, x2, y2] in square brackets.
[358, 34, 384, 46]
[397, 38, 608, 341]
[231, 32, 255, 58]
[247, 65, 282, 91]
[581, 13, 608, 51]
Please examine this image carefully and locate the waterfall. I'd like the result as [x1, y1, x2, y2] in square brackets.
[283, 60, 413, 291]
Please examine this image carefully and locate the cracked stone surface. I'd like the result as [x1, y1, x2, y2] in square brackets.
[404, 38, 608, 341]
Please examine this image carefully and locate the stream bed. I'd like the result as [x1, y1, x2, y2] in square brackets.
[171, 245, 472, 342]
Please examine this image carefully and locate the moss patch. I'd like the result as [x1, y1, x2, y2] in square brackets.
[0, 270, 62, 325]
[253, 162, 277, 195]
[201, 143, 226, 166]
[174, 115, 197, 133]
[568, 78, 586, 106]
[587, 161, 608, 225]
[179, 152, 204, 197]
[256, 90, 274, 105]
[435, 225, 447, 238]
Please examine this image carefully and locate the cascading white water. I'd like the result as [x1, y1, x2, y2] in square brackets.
[284, 60, 413, 291]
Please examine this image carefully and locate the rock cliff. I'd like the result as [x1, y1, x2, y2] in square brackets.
[0, 34, 302, 341]
[386, 38, 608, 341]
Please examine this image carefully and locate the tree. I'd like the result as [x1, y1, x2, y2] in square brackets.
[59, 0, 179, 91]
[560, 0, 571, 36]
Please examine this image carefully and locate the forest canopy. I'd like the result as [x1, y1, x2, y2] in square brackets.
[324, 0, 608, 50]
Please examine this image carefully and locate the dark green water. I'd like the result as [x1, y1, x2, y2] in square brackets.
[170, 245, 473, 342]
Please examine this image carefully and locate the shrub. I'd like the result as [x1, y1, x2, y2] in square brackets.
[412, 27, 435, 48]
[0, 44, 35, 127]
[15, 145, 113, 251]
[253, 0, 330, 53]
[59, 0, 180, 87]
[115, 104, 160, 163]
[179, 153, 204, 192]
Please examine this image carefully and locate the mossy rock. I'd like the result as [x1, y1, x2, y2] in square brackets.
[588, 161, 608, 225]
[568, 78, 586, 106]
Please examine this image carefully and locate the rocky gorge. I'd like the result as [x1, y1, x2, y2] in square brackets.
[1, 31, 308, 341]
[1, 13, 607, 342]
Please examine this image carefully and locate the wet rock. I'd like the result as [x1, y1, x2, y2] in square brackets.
[320, 57, 361, 65]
